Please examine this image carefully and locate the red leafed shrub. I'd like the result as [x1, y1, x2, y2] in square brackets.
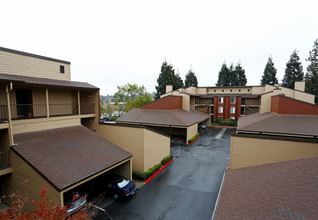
[0, 185, 91, 219]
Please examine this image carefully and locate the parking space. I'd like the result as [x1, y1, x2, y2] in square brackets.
[94, 127, 235, 220]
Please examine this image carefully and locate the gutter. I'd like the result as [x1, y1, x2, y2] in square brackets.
[211, 170, 226, 220]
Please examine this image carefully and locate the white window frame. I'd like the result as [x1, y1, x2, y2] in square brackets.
[230, 107, 235, 114]
[219, 97, 224, 104]
[218, 116, 223, 120]
[218, 106, 223, 113]
[230, 116, 235, 120]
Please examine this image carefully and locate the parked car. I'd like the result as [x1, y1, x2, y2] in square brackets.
[64, 193, 87, 216]
[106, 175, 137, 200]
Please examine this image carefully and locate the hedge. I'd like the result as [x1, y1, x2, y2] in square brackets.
[132, 154, 173, 181]
[188, 133, 200, 143]
[213, 119, 237, 127]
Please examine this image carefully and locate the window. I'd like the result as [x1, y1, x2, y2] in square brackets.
[222, 89, 224, 92]
[60, 65, 65, 74]
[207, 89, 209, 92]
[230, 107, 235, 113]
[239, 89, 241, 92]
[212, 98, 214, 104]
[230, 89, 232, 92]
[248, 89, 250, 92]
[218, 116, 223, 120]
[218, 106, 223, 113]
[231, 97, 236, 104]
[214, 90, 216, 92]
[230, 116, 235, 120]
[219, 97, 224, 104]
[241, 98, 246, 105]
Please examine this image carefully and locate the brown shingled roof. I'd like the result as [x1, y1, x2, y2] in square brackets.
[214, 157, 318, 219]
[238, 112, 318, 136]
[12, 126, 132, 190]
[0, 73, 98, 90]
[116, 109, 210, 127]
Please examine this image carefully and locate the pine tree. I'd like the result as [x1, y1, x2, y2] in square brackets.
[155, 60, 184, 99]
[282, 50, 304, 89]
[216, 63, 230, 86]
[234, 63, 247, 86]
[185, 69, 198, 87]
[305, 39, 318, 104]
[260, 57, 278, 85]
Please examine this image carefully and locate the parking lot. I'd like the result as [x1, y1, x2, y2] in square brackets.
[94, 127, 235, 220]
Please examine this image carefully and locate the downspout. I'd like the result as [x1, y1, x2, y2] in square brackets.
[6, 82, 14, 145]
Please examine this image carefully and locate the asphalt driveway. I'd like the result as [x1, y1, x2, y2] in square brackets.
[94, 127, 235, 220]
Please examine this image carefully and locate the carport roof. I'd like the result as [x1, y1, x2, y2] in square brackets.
[237, 112, 318, 136]
[12, 125, 132, 191]
[214, 157, 318, 219]
[116, 108, 210, 127]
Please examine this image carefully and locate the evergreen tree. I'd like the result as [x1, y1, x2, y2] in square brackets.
[282, 50, 304, 89]
[234, 63, 247, 86]
[185, 69, 198, 87]
[305, 39, 318, 104]
[216, 63, 231, 86]
[260, 57, 278, 85]
[155, 60, 184, 99]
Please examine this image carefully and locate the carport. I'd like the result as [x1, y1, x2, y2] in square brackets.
[11, 125, 132, 208]
[116, 108, 209, 142]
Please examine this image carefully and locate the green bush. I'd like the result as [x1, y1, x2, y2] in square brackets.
[213, 119, 237, 127]
[132, 170, 145, 180]
[161, 155, 173, 165]
[133, 155, 174, 181]
[188, 133, 200, 143]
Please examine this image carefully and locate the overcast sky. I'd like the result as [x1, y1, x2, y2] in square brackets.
[1, 0, 317, 95]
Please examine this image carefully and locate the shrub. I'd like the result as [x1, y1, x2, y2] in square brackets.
[161, 155, 173, 165]
[188, 133, 200, 143]
[132, 170, 145, 181]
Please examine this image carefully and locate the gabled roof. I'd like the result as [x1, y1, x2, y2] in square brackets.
[12, 126, 132, 190]
[237, 112, 318, 137]
[0, 73, 98, 90]
[116, 108, 209, 127]
[214, 157, 318, 219]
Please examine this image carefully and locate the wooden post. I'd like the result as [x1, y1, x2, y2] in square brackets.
[6, 84, 14, 145]
[78, 90, 81, 115]
[46, 88, 49, 118]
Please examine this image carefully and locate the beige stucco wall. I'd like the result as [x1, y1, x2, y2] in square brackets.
[4, 151, 61, 209]
[251, 86, 265, 94]
[97, 124, 170, 172]
[195, 87, 207, 95]
[260, 92, 273, 113]
[143, 129, 170, 171]
[97, 124, 145, 172]
[0, 50, 71, 81]
[186, 123, 198, 142]
[12, 116, 81, 135]
[230, 136, 318, 169]
[294, 81, 305, 91]
[294, 91, 315, 104]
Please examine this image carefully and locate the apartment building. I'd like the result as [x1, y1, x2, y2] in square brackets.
[0, 47, 132, 208]
[162, 83, 315, 123]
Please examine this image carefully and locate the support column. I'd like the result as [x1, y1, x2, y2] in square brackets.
[78, 90, 81, 115]
[6, 84, 14, 145]
[46, 88, 49, 118]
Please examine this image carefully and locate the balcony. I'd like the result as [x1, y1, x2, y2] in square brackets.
[0, 103, 95, 121]
[0, 150, 11, 170]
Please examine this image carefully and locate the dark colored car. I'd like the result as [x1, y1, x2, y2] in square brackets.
[106, 175, 137, 200]
[64, 193, 87, 216]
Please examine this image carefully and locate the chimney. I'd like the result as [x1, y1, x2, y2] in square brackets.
[294, 81, 305, 92]
[166, 85, 173, 93]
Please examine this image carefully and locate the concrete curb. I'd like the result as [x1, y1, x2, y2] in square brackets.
[211, 170, 226, 220]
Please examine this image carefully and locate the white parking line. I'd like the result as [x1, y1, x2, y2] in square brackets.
[215, 128, 226, 139]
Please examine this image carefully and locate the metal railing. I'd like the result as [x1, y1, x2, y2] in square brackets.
[0, 103, 95, 121]
[0, 150, 11, 170]
[11, 104, 47, 119]
[0, 105, 8, 121]
[80, 103, 95, 114]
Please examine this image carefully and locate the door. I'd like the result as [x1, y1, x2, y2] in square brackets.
[16, 89, 33, 118]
